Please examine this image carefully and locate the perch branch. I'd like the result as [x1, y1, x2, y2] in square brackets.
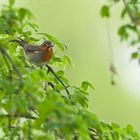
[46, 64, 70, 99]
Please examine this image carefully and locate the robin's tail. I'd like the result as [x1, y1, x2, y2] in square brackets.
[10, 38, 28, 48]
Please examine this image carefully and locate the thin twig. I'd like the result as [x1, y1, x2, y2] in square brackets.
[0, 114, 36, 120]
[48, 82, 60, 93]
[106, 20, 114, 61]
[46, 64, 70, 99]
[106, 20, 117, 85]
[48, 82, 66, 99]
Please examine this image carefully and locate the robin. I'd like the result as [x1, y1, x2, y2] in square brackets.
[11, 38, 54, 66]
[11, 38, 70, 98]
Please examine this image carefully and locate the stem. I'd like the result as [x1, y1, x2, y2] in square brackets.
[0, 114, 36, 120]
[46, 64, 70, 99]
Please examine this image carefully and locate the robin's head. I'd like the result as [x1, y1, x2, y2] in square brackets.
[41, 40, 54, 48]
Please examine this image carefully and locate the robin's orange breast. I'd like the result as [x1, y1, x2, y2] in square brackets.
[42, 47, 53, 62]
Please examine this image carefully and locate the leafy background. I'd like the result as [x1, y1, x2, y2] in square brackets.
[9, 0, 140, 131]
[0, 0, 140, 139]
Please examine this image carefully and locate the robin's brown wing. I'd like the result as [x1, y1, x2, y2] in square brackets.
[26, 45, 41, 52]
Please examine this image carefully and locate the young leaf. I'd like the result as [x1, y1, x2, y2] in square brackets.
[63, 55, 72, 66]
[131, 0, 138, 4]
[121, 6, 129, 18]
[131, 52, 138, 59]
[9, 0, 15, 7]
[100, 5, 110, 18]
[118, 26, 128, 41]
[81, 81, 94, 91]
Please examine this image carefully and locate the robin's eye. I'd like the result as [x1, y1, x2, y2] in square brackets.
[44, 44, 47, 47]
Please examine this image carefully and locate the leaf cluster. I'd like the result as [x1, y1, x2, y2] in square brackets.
[100, 0, 140, 62]
[0, 0, 140, 140]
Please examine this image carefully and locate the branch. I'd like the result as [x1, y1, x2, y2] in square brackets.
[46, 64, 70, 99]
[0, 114, 100, 139]
[0, 114, 36, 120]
[48, 82, 61, 93]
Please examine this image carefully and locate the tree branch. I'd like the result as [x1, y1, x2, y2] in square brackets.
[0, 114, 36, 120]
[46, 64, 70, 99]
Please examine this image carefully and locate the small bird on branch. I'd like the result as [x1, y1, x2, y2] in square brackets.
[11, 38, 70, 98]
[11, 38, 54, 66]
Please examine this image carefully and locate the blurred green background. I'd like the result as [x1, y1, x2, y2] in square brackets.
[3, 0, 140, 131]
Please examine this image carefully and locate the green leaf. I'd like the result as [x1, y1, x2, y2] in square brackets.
[18, 8, 27, 21]
[62, 55, 73, 66]
[9, 0, 15, 6]
[131, 0, 138, 4]
[23, 31, 32, 36]
[52, 56, 62, 62]
[18, 8, 33, 21]
[81, 81, 94, 91]
[100, 5, 110, 18]
[121, 6, 129, 18]
[71, 91, 88, 108]
[131, 52, 138, 59]
[56, 70, 64, 77]
[118, 26, 128, 41]
[126, 124, 134, 133]
[118, 24, 137, 41]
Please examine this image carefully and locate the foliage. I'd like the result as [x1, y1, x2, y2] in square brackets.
[100, 0, 140, 139]
[100, 0, 140, 62]
[0, 0, 139, 140]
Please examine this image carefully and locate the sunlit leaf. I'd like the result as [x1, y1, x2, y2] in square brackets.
[81, 81, 94, 91]
[9, 0, 15, 7]
[131, 52, 138, 59]
[100, 5, 110, 18]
